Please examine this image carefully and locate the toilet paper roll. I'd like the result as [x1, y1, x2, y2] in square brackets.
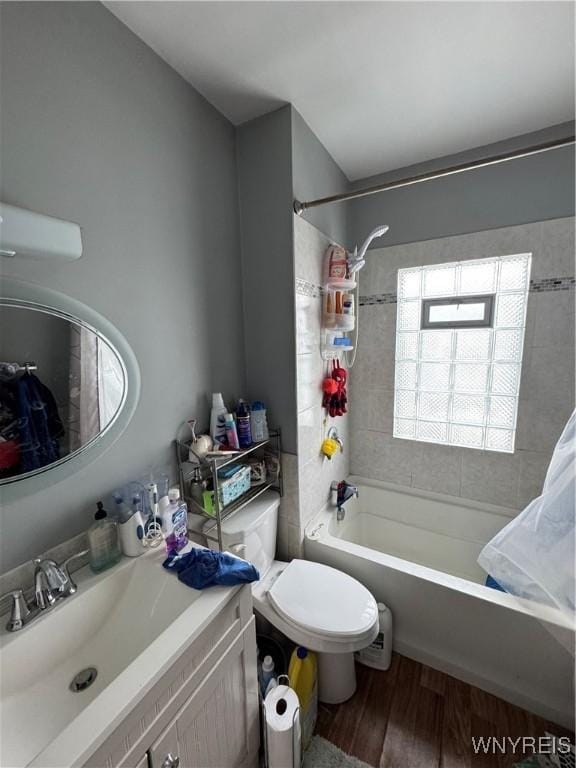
[264, 684, 301, 768]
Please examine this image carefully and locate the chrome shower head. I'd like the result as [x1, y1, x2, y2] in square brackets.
[357, 224, 390, 262]
[348, 225, 390, 274]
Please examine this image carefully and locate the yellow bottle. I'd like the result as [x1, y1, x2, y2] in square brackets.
[288, 646, 318, 750]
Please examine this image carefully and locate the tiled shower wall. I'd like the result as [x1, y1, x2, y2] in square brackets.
[277, 216, 350, 559]
[350, 216, 575, 510]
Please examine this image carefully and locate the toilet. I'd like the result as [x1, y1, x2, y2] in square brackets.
[205, 491, 379, 703]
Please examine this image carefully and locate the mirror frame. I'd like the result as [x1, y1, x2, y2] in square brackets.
[0, 277, 140, 500]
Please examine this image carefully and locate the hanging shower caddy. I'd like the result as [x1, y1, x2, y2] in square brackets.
[321, 244, 356, 360]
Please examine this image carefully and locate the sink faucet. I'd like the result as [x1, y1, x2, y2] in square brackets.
[0, 549, 88, 632]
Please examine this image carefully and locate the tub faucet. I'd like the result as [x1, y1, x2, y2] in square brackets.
[335, 481, 358, 522]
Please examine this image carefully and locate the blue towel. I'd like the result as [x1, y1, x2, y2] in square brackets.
[16, 373, 64, 472]
[163, 548, 259, 589]
[485, 574, 506, 592]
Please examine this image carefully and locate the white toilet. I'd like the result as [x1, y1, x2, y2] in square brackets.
[205, 491, 379, 703]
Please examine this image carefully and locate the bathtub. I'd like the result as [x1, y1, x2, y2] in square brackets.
[305, 477, 575, 728]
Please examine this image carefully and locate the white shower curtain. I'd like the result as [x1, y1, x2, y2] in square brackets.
[478, 409, 575, 622]
[68, 325, 100, 452]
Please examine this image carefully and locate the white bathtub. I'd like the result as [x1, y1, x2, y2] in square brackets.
[305, 477, 575, 728]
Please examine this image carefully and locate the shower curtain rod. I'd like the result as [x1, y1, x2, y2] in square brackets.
[293, 135, 575, 214]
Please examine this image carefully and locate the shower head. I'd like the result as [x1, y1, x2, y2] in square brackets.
[348, 224, 390, 274]
[357, 224, 390, 262]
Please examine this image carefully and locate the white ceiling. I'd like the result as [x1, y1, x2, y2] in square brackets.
[106, 1, 575, 181]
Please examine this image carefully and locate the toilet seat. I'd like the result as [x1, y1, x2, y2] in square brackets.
[269, 559, 378, 639]
[252, 559, 378, 654]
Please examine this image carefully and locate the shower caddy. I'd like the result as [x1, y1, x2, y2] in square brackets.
[321, 276, 356, 360]
[174, 430, 283, 552]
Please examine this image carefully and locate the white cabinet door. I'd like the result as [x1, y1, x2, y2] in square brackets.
[149, 620, 258, 768]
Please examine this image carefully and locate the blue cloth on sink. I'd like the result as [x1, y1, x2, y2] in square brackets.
[163, 547, 259, 589]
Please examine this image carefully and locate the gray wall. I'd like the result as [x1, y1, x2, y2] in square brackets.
[349, 122, 575, 248]
[0, 2, 244, 573]
[236, 105, 350, 455]
[350, 217, 575, 510]
[291, 108, 349, 248]
[236, 105, 296, 451]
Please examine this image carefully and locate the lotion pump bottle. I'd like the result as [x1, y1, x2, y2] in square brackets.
[88, 502, 122, 573]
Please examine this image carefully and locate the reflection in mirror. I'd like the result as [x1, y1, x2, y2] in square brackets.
[0, 304, 126, 483]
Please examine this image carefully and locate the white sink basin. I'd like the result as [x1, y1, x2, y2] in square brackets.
[0, 546, 239, 767]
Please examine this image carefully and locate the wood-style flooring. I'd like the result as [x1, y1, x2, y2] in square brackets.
[316, 654, 573, 768]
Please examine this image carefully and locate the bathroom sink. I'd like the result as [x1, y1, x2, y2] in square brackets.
[0, 546, 238, 767]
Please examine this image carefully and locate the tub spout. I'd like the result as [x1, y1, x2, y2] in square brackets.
[336, 481, 358, 522]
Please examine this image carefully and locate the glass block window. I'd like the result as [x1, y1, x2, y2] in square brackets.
[393, 253, 531, 452]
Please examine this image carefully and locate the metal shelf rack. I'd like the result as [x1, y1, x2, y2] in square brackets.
[174, 430, 282, 552]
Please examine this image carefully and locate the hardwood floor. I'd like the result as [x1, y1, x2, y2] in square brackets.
[315, 654, 573, 768]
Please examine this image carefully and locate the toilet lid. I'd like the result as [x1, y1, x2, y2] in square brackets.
[269, 560, 378, 638]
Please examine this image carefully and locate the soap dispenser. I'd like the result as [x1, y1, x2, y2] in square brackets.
[88, 501, 122, 573]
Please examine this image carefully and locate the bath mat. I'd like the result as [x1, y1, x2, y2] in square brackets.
[303, 736, 372, 768]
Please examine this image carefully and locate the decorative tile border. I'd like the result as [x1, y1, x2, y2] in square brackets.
[530, 276, 575, 292]
[359, 276, 575, 306]
[360, 292, 397, 306]
[296, 278, 321, 298]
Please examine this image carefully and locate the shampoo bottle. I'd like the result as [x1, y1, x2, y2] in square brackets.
[236, 400, 252, 448]
[88, 502, 122, 573]
[210, 393, 229, 450]
[224, 413, 240, 450]
[250, 401, 269, 442]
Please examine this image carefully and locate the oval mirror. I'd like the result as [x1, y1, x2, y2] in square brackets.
[0, 281, 140, 492]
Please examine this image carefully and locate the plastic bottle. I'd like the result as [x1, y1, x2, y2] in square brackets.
[236, 400, 252, 448]
[210, 393, 229, 450]
[113, 493, 133, 524]
[260, 655, 275, 698]
[224, 412, 240, 450]
[118, 496, 145, 557]
[343, 293, 354, 315]
[324, 244, 348, 282]
[355, 603, 393, 671]
[162, 487, 189, 555]
[88, 502, 122, 573]
[250, 401, 269, 442]
[288, 646, 318, 749]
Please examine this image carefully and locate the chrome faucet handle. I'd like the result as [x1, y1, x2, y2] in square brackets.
[60, 549, 89, 596]
[0, 589, 33, 632]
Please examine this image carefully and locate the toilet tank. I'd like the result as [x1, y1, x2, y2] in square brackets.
[203, 491, 279, 577]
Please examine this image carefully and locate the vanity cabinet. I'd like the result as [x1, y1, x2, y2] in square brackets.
[84, 586, 259, 768]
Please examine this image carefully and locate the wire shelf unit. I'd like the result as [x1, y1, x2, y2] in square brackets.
[174, 430, 283, 551]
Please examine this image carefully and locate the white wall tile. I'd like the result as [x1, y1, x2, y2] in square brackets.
[293, 217, 351, 550]
[296, 352, 325, 413]
[296, 293, 321, 354]
[297, 405, 323, 466]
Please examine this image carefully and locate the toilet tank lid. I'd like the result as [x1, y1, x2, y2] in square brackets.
[202, 491, 280, 536]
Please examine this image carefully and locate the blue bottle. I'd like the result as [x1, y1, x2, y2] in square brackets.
[236, 400, 252, 449]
